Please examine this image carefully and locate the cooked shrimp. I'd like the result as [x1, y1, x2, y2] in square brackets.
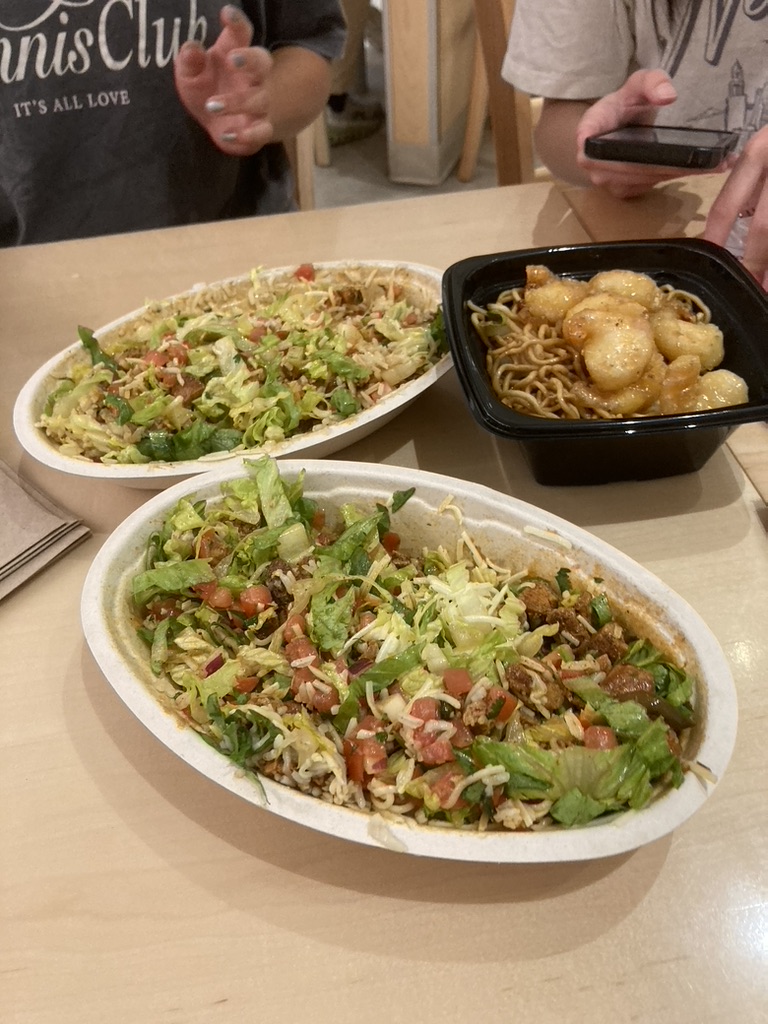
[656, 354, 702, 414]
[687, 369, 749, 411]
[651, 306, 724, 371]
[524, 265, 590, 325]
[563, 296, 655, 392]
[572, 351, 666, 416]
[587, 270, 661, 310]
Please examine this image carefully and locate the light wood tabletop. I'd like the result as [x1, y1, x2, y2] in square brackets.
[560, 172, 726, 244]
[2, 182, 766, 1024]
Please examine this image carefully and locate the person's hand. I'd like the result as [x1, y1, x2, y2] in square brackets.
[704, 125, 768, 289]
[575, 69, 715, 198]
[173, 4, 274, 158]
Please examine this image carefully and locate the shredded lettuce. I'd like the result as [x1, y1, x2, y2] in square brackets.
[38, 266, 444, 464]
[132, 559, 215, 607]
[129, 457, 695, 835]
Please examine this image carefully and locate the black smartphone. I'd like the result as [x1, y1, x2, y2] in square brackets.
[584, 124, 738, 170]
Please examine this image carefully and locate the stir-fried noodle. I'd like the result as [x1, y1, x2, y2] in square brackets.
[468, 270, 745, 420]
[469, 287, 593, 420]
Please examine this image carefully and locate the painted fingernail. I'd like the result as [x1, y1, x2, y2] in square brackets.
[221, 132, 237, 143]
[230, 52, 246, 69]
[205, 99, 225, 113]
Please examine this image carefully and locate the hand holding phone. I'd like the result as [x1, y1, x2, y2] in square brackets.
[584, 124, 738, 170]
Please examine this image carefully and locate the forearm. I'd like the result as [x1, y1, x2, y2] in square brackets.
[268, 47, 333, 142]
[534, 98, 594, 185]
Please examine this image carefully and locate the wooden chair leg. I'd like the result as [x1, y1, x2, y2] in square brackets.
[313, 110, 331, 169]
[290, 124, 316, 211]
[456, 29, 489, 184]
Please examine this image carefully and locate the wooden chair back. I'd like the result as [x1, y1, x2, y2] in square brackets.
[284, 121, 318, 212]
[458, 0, 539, 186]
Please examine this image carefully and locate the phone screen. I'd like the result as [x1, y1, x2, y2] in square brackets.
[599, 126, 733, 148]
[584, 124, 738, 169]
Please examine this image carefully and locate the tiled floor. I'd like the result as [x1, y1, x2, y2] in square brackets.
[313, 29, 499, 210]
[314, 119, 499, 210]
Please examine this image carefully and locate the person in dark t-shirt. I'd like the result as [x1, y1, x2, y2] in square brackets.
[0, 1, 345, 245]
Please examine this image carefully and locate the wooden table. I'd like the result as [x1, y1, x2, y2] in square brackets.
[561, 172, 726, 245]
[2, 182, 767, 1024]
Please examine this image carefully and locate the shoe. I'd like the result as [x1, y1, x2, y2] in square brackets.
[326, 94, 385, 147]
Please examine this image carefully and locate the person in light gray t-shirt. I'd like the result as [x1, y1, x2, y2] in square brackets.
[0, 1, 345, 246]
[503, 1, 768, 288]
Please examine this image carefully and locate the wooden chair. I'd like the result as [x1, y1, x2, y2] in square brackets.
[457, 0, 544, 186]
[285, 112, 330, 212]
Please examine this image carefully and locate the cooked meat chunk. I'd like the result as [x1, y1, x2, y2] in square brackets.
[505, 663, 534, 702]
[541, 677, 567, 713]
[505, 663, 567, 713]
[263, 559, 296, 610]
[580, 620, 629, 662]
[546, 607, 592, 647]
[519, 580, 559, 623]
[572, 590, 594, 617]
[166, 372, 204, 404]
[601, 664, 655, 699]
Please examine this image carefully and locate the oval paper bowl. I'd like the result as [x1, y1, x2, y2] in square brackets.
[14, 261, 450, 490]
[81, 460, 737, 863]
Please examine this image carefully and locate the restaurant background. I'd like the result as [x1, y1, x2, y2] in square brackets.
[316, 0, 500, 208]
[2, 3, 767, 1024]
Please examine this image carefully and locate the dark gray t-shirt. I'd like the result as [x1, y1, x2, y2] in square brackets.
[0, 1, 345, 245]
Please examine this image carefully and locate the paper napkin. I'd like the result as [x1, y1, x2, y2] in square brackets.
[0, 459, 91, 599]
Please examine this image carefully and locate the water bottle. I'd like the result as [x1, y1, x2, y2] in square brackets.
[725, 213, 753, 261]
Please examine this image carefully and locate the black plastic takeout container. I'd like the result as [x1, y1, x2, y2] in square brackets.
[441, 239, 768, 486]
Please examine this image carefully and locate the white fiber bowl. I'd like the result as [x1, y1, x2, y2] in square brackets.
[81, 460, 737, 863]
[14, 261, 450, 490]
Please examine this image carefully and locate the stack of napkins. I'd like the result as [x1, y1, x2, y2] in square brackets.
[0, 459, 91, 600]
